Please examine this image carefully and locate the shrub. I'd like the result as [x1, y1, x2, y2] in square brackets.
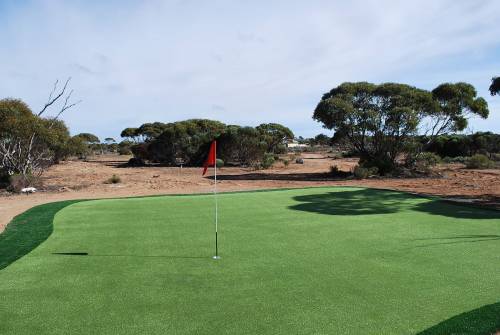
[127, 157, 146, 167]
[118, 146, 132, 155]
[283, 159, 290, 167]
[412, 152, 441, 172]
[216, 159, 224, 168]
[465, 154, 494, 169]
[353, 165, 378, 179]
[105, 175, 121, 184]
[261, 153, 275, 169]
[329, 165, 351, 178]
[449, 156, 467, 164]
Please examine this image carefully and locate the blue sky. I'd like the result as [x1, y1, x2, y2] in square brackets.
[1, 0, 499, 140]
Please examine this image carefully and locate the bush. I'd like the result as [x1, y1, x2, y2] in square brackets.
[353, 165, 378, 179]
[411, 152, 441, 172]
[118, 145, 132, 155]
[127, 157, 146, 167]
[465, 154, 494, 169]
[261, 153, 275, 169]
[105, 175, 121, 184]
[329, 165, 351, 178]
[442, 156, 467, 164]
[216, 159, 224, 168]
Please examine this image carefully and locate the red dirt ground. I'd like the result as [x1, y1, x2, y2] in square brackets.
[1, 152, 498, 233]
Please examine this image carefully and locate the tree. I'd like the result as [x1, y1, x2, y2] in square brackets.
[490, 77, 500, 96]
[118, 140, 133, 155]
[313, 134, 330, 146]
[256, 123, 294, 154]
[0, 99, 51, 176]
[147, 119, 226, 165]
[104, 137, 116, 144]
[0, 78, 80, 185]
[424, 82, 489, 142]
[218, 126, 267, 165]
[64, 136, 91, 159]
[313, 82, 435, 172]
[74, 133, 100, 144]
[120, 127, 139, 142]
[136, 122, 169, 141]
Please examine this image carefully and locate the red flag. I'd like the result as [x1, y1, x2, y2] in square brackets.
[202, 140, 216, 176]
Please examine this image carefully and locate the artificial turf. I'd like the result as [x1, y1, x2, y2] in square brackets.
[0, 187, 499, 334]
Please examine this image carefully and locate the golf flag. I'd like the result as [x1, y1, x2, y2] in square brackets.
[202, 140, 216, 176]
[202, 140, 220, 259]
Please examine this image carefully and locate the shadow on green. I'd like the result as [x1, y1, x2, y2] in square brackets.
[412, 235, 500, 248]
[0, 200, 83, 270]
[290, 189, 500, 220]
[416, 302, 500, 335]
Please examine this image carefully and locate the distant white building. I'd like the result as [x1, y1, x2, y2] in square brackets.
[286, 140, 309, 149]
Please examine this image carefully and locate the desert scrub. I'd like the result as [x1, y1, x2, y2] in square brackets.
[353, 165, 378, 179]
[329, 165, 351, 178]
[261, 153, 275, 169]
[411, 152, 441, 173]
[105, 174, 122, 184]
[465, 154, 495, 169]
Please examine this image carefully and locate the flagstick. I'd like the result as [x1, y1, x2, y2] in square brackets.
[213, 141, 220, 260]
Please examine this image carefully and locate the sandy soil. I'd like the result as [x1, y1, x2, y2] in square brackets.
[1, 153, 499, 233]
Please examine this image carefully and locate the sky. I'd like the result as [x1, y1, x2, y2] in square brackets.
[0, 0, 499, 141]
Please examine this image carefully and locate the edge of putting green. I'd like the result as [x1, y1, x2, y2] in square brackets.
[1, 185, 498, 272]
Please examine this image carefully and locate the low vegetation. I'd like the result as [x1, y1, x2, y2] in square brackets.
[122, 120, 294, 168]
[104, 174, 122, 184]
[465, 154, 495, 169]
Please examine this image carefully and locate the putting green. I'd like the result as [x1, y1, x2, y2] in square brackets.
[0, 187, 499, 334]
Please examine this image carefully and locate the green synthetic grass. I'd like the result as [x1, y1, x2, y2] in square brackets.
[0, 187, 499, 334]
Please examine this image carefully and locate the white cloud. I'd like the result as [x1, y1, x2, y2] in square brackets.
[0, 0, 499, 139]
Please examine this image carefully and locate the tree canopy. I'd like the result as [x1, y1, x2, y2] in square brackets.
[313, 82, 433, 171]
[313, 81, 489, 172]
[256, 123, 294, 154]
[125, 119, 292, 167]
[312, 134, 330, 146]
[147, 119, 226, 165]
[0, 98, 73, 175]
[120, 127, 139, 142]
[74, 133, 100, 144]
[427, 82, 488, 138]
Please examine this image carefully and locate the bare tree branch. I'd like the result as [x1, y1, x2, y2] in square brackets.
[49, 89, 82, 128]
[38, 77, 71, 116]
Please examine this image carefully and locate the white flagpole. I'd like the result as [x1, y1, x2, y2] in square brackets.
[213, 141, 220, 259]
